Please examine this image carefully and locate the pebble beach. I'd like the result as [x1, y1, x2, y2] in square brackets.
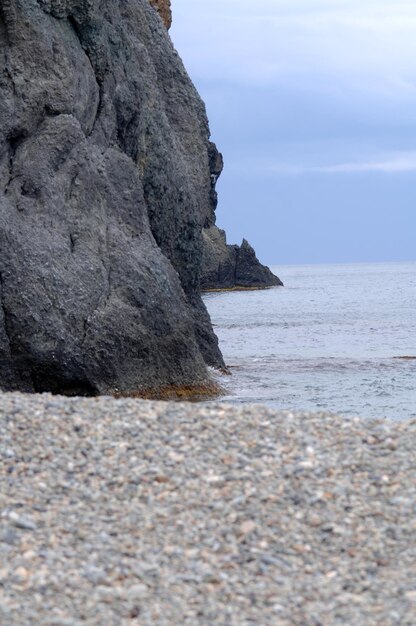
[1, 392, 416, 625]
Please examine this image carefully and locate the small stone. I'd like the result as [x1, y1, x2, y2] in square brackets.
[2, 448, 16, 459]
[154, 475, 169, 484]
[203, 573, 222, 584]
[1, 529, 18, 545]
[307, 513, 323, 527]
[163, 545, 178, 556]
[239, 520, 257, 537]
[405, 590, 416, 602]
[8, 512, 36, 531]
[83, 566, 106, 585]
[204, 474, 225, 486]
[14, 566, 30, 582]
[293, 543, 311, 554]
[126, 584, 149, 600]
[297, 460, 315, 469]
[22, 549, 36, 560]
[168, 451, 184, 463]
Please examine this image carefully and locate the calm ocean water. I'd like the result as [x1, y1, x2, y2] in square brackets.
[204, 262, 416, 420]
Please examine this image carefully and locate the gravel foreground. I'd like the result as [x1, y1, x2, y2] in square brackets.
[1, 393, 416, 626]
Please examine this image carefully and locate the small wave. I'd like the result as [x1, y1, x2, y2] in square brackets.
[244, 356, 406, 374]
[222, 319, 338, 330]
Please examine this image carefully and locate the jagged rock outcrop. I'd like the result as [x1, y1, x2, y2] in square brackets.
[201, 228, 283, 290]
[201, 142, 283, 290]
[0, 0, 224, 395]
[149, 0, 172, 29]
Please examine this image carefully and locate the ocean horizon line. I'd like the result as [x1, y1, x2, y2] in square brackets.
[268, 259, 416, 268]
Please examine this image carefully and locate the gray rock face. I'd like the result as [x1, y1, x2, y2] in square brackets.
[0, 0, 224, 395]
[201, 227, 283, 290]
[235, 238, 284, 288]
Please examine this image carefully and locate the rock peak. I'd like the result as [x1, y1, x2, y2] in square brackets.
[149, 0, 172, 29]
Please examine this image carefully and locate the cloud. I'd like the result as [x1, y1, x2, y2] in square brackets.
[314, 155, 416, 173]
[258, 152, 416, 176]
[172, 0, 416, 167]
[172, 0, 416, 100]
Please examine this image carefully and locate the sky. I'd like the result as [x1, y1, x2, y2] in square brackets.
[170, 0, 416, 265]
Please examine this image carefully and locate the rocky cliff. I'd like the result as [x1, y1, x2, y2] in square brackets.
[0, 0, 225, 396]
[201, 228, 283, 290]
[201, 141, 283, 290]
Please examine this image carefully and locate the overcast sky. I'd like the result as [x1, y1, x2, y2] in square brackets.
[171, 0, 416, 264]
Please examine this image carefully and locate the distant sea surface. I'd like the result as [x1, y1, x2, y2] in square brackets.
[204, 262, 416, 421]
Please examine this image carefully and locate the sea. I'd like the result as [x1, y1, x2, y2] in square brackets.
[204, 262, 416, 421]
